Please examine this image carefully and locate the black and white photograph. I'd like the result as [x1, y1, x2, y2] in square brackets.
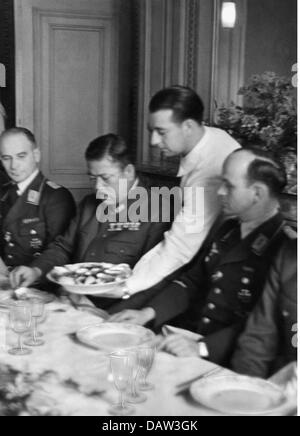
[0, 0, 297, 418]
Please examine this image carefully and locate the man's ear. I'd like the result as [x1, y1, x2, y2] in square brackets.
[33, 147, 41, 164]
[252, 182, 268, 202]
[182, 119, 195, 134]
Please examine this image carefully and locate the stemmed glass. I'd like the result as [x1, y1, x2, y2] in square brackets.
[108, 351, 135, 416]
[126, 350, 147, 404]
[24, 299, 45, 347]
[8, 301, 32, 356]
[138, 345, 156, 391]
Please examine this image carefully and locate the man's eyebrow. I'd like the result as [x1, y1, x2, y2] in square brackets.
[87, 172, 108, 177]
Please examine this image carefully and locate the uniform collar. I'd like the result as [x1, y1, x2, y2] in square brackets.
[1, 172, 45, 225]
[177, 126, 209, 177]
[219, 212, 285, 265]
[17, 169, 40, 196]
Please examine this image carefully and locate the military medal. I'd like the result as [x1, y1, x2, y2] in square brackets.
[238, 289, 252, 303]
[129, 222, 141, 231]
[30, 238, 43, 249]
[4, 232, 12, 243]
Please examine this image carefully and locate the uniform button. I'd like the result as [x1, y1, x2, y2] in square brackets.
[102, 235, 107, 239]
[208, 303, 216, 310]
[30, 230, 37, 235]
[241, 277, 250, 285]
[282, 310, 290, 318]
[120, 249, 125, 254]
[214, 288, 222, 295]
[34, 252, 41, 258]
[205, 256, 210, 263]
[212, 271, 223, 282]
[7, 255, 13, 259]
[90, 253, 96, 257]
[202, 317, 211, 324]
[8, 243, 14, 247]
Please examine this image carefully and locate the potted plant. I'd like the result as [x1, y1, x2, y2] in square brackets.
[215, 72, 297, 195]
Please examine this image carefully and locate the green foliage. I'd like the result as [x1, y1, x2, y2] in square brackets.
[216, 72, 297, 193]
[216, 72, 297, 154]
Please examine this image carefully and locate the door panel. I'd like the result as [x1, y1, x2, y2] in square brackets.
[15, 0, 130, 201]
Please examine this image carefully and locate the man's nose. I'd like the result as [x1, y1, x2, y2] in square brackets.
[150, 131, 162, 147]
[10, 158, 18, 171]
[96, 177, 105, 190]
[217, 183, 227, 197]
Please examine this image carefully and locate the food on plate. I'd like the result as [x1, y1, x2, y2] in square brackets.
[50, 263, 131, 287]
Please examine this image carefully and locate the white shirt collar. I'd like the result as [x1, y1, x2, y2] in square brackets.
[17, 169, 39, 196]
[177, 126, 209, 177]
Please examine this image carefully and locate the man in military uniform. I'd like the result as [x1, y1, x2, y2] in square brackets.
[231, 237, 297, 378]
[109, 147, 293, 365]
[0, 127, 76, 269]
[10, 134, 171, 299]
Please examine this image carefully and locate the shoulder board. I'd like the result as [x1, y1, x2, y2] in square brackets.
[283, 225, 297, 240]
[46, 180, 62, 190]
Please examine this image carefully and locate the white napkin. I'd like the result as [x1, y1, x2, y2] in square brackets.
[0, 257, 8, 276]
[162, 324, 203, 341]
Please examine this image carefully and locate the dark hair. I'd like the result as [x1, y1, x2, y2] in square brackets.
[85, 133, 133, 169]
[234, 147, 287, 198]
[149, 85, 204, 124]
[0, 127, 37, 148]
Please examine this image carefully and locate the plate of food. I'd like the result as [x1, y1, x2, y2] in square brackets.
[46, 263, 131, 297]
[76, 323, 155, 352]
[190, 374, 288, 416]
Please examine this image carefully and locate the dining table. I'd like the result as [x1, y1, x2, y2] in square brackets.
[0, 294, 297, 416]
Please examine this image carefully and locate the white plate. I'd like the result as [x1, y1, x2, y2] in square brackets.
[76, 323, 155, 352]
[47, 262, 131, 297]
[190, 374, 288, 416]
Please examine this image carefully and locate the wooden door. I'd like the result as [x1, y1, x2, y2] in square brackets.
[14, 0, 132, 201]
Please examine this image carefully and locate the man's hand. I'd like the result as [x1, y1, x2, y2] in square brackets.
[0, 257, 8, 276]
[109, 308, 156, 325]
[10, 267, 42, 289]
[159, 334, 199, 357]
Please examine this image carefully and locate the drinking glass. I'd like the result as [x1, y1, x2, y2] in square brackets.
[24, 299, 45, 347]
[8, 301, 32, 355]
[108, 351, 135, 416]
[126, 350, 147, 404]
[138, 345, 156, 391]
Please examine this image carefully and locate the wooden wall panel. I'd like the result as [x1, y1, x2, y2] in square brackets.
[33, 9, 118, 189]
[14, 0, 132, 202]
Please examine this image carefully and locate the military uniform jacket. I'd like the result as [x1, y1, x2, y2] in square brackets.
[0, 172, 76, 267]
[31, 184, 171, 275]
[140, 213, 291, 363]
[231, 237, 297, 378]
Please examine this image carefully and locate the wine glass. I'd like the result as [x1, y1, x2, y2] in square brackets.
[8, 301, 32, 356]
[108, 351, 135, 416]
[138, 345, 156, 391]
[24, 299, 45, 347]
[126, 349, 147, 404]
